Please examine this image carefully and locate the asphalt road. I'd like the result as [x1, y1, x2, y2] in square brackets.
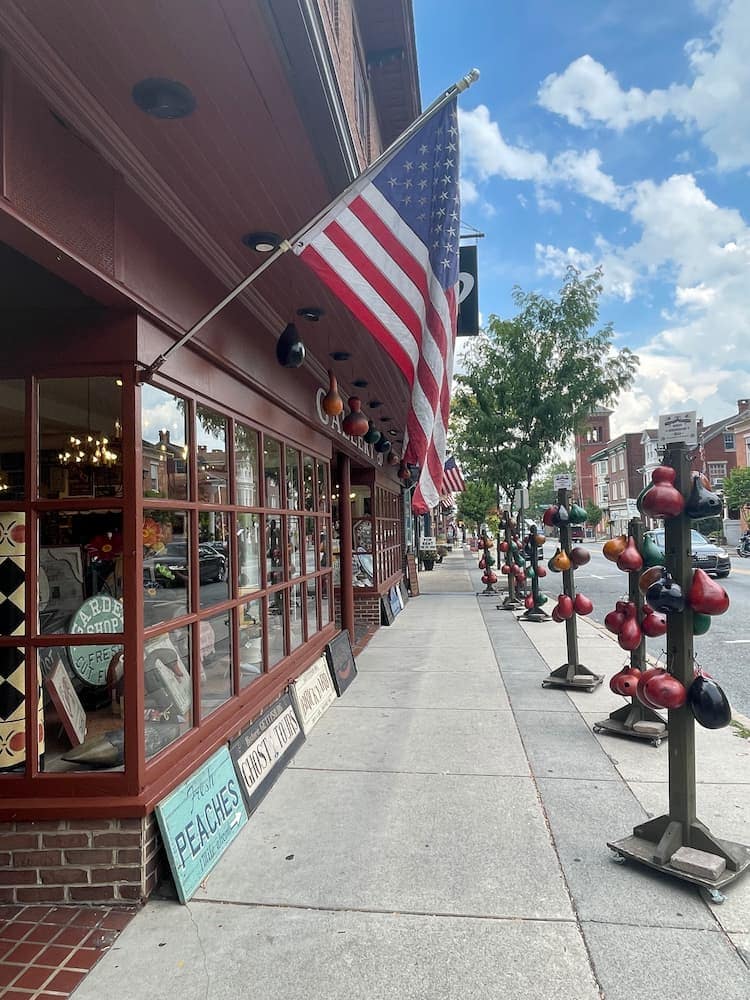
[547, 542, 750, 718]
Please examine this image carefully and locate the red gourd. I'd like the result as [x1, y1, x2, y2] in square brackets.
[524, 594, 535, 609]
[482, 571, 498, 585]
[573, 593, 593, 615]
[569, 546, 591, 568]
[556, 594, 574, 620]
[652, 466, 676, 484]
[617, 604, 642, 651]
[640, 609, 668, 637]
[644, 672, 687, 710]
[640, 466, 685, 518]
[618, 668, 642, 698]
[342, 397, 369, 437]
[604, 608, 625, 634]
[687, 568, 730, 616]
[616, 535, 643, 573]
[501, 564, 510, 575]
[499, 540, 509, 552]
[536, 565, 547, 578]
[551, 606, 564, 623]
[542, 506, 558, 527]
[636, 667, 667, 708]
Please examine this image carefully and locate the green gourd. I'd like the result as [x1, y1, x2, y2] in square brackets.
[568, 504, 588, 525]
[640, 533, 666, 569]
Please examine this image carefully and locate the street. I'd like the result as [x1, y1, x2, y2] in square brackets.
[548, 543, 750, 717]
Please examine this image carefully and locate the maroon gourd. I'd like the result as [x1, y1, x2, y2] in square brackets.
[640, 466, 685, 518]
[616, 535, 644, 573]
[687, 568, 730, 616]
[342, 397, 369, 437]
[604, 609, 625, 635]
[644, 673, 687, 710]
[556, 594, 574, 620]
[640, 609, 668, 637]
[573, 593, 593, 615]
[636, 667, 667, 708]
[617, 604, 642, 651]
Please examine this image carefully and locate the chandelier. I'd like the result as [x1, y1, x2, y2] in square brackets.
[58, 433, 118, 467]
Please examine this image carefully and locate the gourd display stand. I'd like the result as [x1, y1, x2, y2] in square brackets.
[593, 518, 668, 747]
[542, 488, 603, 691]
[609, 442, 750, 897]
[519, 524, 550, 622]
[498, 512, 524, 611]
[476, 531, 498, 597]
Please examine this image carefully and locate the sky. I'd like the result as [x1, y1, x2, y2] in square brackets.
[413, 0, 750, 437]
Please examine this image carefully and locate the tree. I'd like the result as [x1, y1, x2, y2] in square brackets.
[724, 467, 750, 518]
[528, 460, 577, 514]
[451, 267, 638, 493]
[456, 481, 496, 532]
[584, 499, 604, 529]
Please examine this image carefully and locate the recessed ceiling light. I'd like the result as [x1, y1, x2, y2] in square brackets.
[297, 307, 324, 322]
[388, 429, 398, 436]
[381, 415, 392, 422]
[353, 379, 368, 388]
[368, 400, 382, 408]
[330, 351, 351, 362]
[132, 78, 196, 119]
[242, 231, 283, 253]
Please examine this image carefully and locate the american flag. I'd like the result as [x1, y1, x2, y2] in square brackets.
[443, 455, 465, 493]
[293, 99, 460, 514]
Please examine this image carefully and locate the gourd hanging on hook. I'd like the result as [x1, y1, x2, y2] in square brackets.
[321, 371, 344, 416]
[342, 397, 369, 437]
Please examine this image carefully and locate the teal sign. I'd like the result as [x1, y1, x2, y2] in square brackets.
[156, 746, 248, 903]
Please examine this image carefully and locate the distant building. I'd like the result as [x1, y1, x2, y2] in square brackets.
[589, 432, 645, 537]
[574, 408, 612, 506]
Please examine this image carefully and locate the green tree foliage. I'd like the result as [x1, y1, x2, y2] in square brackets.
[456, 481, 496, 532]
[451, 268, 638, 494]
[528, 461, 577, 514]
[584, 499, 604, 528]
[724, 467, 750, 516]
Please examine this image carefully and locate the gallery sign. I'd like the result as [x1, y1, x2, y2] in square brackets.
[289, 656, 336, 735]
[156, 746, 248, 903]
[68, 596, 124, 686]
[229, 693, 304, 814]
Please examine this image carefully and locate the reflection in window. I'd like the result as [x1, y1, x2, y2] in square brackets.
[237, 512, 260, 596]
[303, 454, 314, 511]
[143, 628, 191, 757]
[239, 598, 262, 689]
[200, 611, 233, 718]
[196, 406, 228, 504]
[0, 381, 25, 500]
[287, 516, 301, 579]
[235, 423, 259, 506]
[290, 583, 303, 650]
[266, 516, 284, 589]
[317, 461, 328, 511]
[143, 510, 189, 628]
[39, 377, 123, 500]
[268, 590, 286, 666]
[286, 446, 301, 510]
[198, 511, 230, 609]
[306, 577, 320, 637]
[141, 385, 188, 500]
[264, 437, 281, 508]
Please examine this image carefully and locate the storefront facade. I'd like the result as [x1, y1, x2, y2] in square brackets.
[0, 0, 419, 904]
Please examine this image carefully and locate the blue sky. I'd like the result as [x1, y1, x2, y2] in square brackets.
[413, 0, 749, 435]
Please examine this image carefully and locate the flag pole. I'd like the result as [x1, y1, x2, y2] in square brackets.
[141, 68, 480, 379]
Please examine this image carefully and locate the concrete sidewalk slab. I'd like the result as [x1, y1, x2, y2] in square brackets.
[333, 668, 510, 710]
[513, 709, 621, 781]
[288, 706, 529, 775]
[73, 901, 601, 1000]
[195, 769, 574, 921]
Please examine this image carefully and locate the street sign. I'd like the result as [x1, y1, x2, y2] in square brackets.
[658, 411, 697, 448]
[553, 474, 572, 490]
[514, 487, 529, 509]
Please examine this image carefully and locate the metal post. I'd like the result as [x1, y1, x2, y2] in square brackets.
[520, 523, 550, 622]
[337, 452, 355, 644]
[499, 511, 523, 610]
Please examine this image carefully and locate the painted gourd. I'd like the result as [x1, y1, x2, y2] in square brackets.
[569, 547, 590, 567]
[556, 594, 574, 619]
[685, 476, 723, 519]
[536, 564, 547, 578]
[639, 565, 666, 594]
[604, 608, 625, 634]
[524, 594, 535, 609]
[644, 673, 687, 710]
[342, 397, 369, 437]
[321, 371, 344, 416]
[616, 535, 643, 573]
[687, 568, 729, 616]
[542, 506, 558, 527]
[551, 549, 571, 572]
[276, 323, 306, 368]
[640, 533, 665, 569]
[640, 466, 685, 518]
[573, 593, 593, 615]
[646, 573, 685, 614]
[552, 504, 570, 526]
[636, 667, 667, 708]
[640, 609, 667, 637]
[617, 605, 642, 651]
[363, 421, 382, 445]
[551, 606, 564, 623]
[692, 612, 711, 636]
[603, 535, 627, 562]
[688, 673, 731, 729]
[569, 504, 588, 525]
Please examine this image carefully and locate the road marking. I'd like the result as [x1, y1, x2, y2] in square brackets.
[730, 567, 750, 575]
[724, 640, 750, 644]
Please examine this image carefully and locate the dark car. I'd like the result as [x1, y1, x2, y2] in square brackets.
[645, 529, 731, 578]
[144, 542, 227, 587]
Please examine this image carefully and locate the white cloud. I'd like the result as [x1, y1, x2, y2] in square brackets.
[674, 282, 716, 306]
[460, 178, 479, 204]
[538, 0, 750, 170]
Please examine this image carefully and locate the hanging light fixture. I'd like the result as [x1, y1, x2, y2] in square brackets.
[58, 380, 120, 468]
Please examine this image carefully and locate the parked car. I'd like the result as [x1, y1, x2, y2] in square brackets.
[144, 542, 227, 587]
[644, 529, 731, 578]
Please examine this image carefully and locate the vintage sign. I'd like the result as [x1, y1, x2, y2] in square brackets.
[419, 535, 437, 551]
[405, 553, 420, 596]
[658, 410, 697, 448]
[229, 693, 304, 814]
[325, 630, 358, 696]
[46, 659, 87, 746]
[289, 656, 336, 735]
[68, 595, 124, 686]
[457, 245, 479, 336]
[553, 473, 572, 491]
[156, 747, 247, 904]
[388, 585, 402, 620]
[380, 593, 394, 626]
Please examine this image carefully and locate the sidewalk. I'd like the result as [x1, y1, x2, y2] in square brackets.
[73, 549, 749, 1000]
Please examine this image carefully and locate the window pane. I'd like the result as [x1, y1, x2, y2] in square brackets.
[317, 461, 329, 512]
[196, 406, 228, 504]
[39, 510, 124, 635]
[266, 516, 284, 588]
[239, 598, 262, 689]
[287, 516, 301, 579]
[0, 512, 26, 638]
[143, 511, 189, 628]
[0, 649, 43, 775]
[303, 454, 314, 511]
[143, 627, 192, 758]
[235, 424, 259, 506]
[0, 380, 25, 500]
[200, 611, 233, 718]
[306, 577, 320, 636]
[198, 512, 230, 609]
[268, 590, 286, 666]
[290, 583, 303, 651]
[141, 385, 188, 500]
[264, 437, 282, 508]
[238, 513, 261, 596]
[286, 446, 301, 509]
[40, 377, 123, 500]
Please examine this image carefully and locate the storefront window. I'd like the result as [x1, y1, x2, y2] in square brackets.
[317, 460, 329, 512]
[141, 385, 188, 501]
[290, 582, 303, 650]
[306, 577, 320, 636]
[266, 516, 284, 589]
[196, 406, 228, 504]
[143, 510, 189, 628]
[39, 377, 123, 500]
[235, 423, 259, 506]
[239, 598, 262, 688]
[200, 610, 233, 718]
[267, 590, 286, 666]
[143, 626, 192, 757]
[303, 454, 314, 511]
[198, 511, 230, 609]
[0, 380, 25, 500]
[264, 437, 282, 508]
[238, 512, 261, 595]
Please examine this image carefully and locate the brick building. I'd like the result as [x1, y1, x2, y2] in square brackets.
[573, 408, 612, 506]
[589, 433, 645, 537]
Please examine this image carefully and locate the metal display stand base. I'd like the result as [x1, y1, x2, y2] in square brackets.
[477, 586, 498, 597]
[593, 702, 668, 748]
[497, 596, 524, 611]
[542, 662, 603, 691]
[520, 607, 551, 622]
[608, 826, 750, 895]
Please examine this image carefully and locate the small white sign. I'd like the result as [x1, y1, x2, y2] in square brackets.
[625, 499, 640, 518]
[290, 656, 336, 735]
[46, 659, 87, 746]
[514, 487, 530, 509]
[553, 474, 572, 490]
[420, 535, 437, 551]
[658, 411, 697, 447]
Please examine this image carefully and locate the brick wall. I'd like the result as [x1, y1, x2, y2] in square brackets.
[0, 814, 167, 905]
[353, 592, 381, 626]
